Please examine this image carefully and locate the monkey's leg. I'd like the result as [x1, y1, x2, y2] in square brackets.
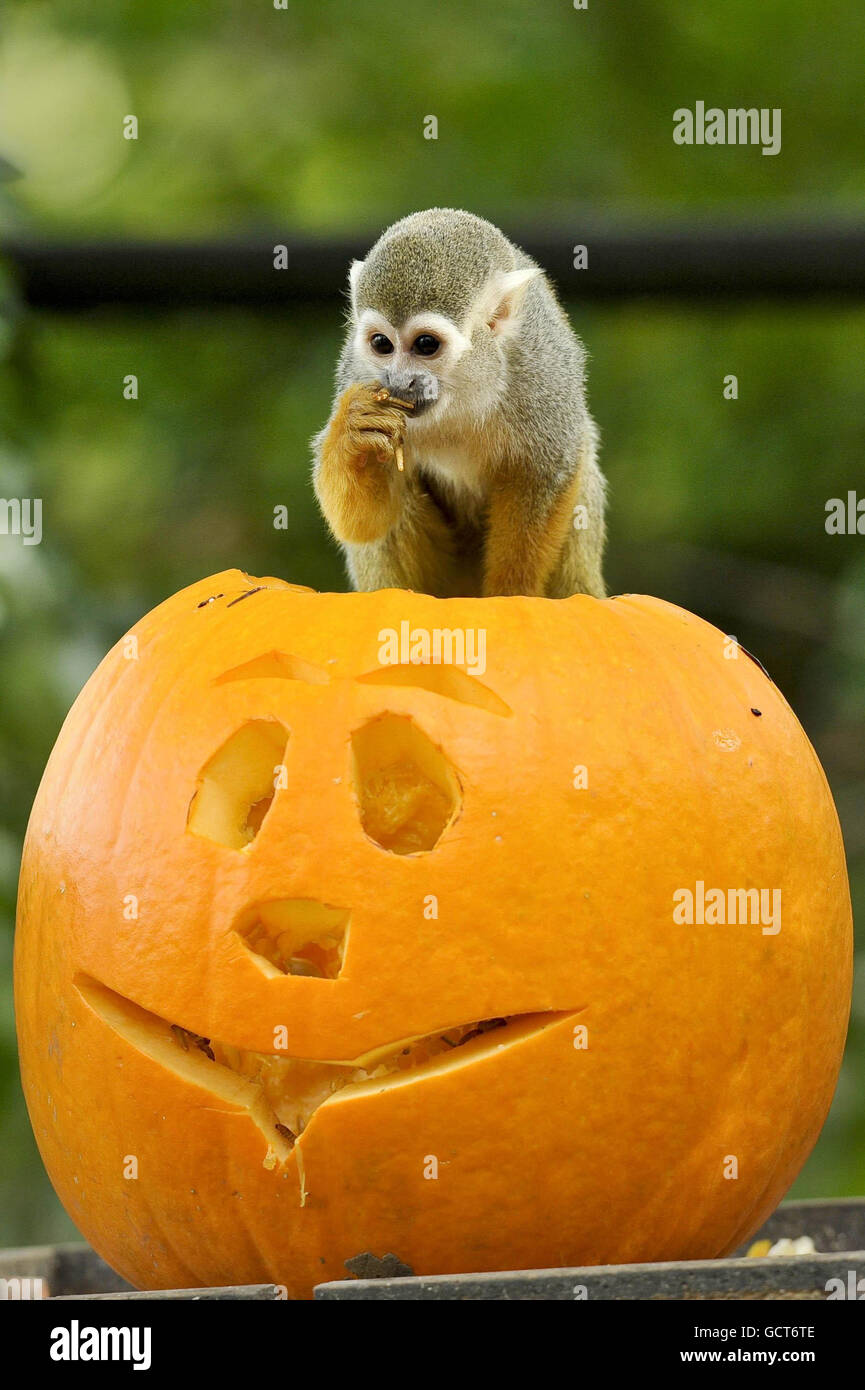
[546, 436, 607, 599]
[483, 472, 582, 597]
[347, 481, 461, 595]
[313, 383, 409, 545]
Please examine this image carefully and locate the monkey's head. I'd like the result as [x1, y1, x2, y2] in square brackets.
[344, 208, 540, 425]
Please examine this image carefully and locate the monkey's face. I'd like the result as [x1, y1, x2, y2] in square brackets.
[346, 243, 541, 431]
[347, 307, 466, 420]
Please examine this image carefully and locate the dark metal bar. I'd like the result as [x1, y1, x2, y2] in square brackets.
[315, 1252, 865, 1301]
[2, 220, 863, 311]
[51, 1284, 284, 1301]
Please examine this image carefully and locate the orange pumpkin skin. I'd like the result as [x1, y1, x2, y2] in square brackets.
[15, 570, 852, 1297]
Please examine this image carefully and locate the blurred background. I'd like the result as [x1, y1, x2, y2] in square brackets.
[0, 0, 863, 1246]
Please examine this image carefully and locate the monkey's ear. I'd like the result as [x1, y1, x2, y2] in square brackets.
[486, 267, 540, 336]
[348, 259, 365, 317]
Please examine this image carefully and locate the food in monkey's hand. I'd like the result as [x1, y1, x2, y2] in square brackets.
[372, 388, 414, 471]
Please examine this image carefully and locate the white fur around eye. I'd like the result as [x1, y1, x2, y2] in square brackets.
[402, 313, 470, 359]
[353, 309, 398, 357]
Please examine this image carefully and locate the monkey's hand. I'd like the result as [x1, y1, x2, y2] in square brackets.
[313, 383, 409, 544]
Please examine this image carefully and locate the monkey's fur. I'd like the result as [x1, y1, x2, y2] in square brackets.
[312, 208, 606, 598]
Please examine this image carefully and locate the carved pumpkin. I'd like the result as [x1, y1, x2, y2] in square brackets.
[15, 570, 852, 1297]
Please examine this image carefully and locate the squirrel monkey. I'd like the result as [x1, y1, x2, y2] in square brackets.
[312, 208, 606, 598]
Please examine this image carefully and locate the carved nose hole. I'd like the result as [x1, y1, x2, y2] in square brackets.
[235, 900, 350, 980]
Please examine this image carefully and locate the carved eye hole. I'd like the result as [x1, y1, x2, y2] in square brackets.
[187, 719, 289, 850]
[351, 714, 461, 855]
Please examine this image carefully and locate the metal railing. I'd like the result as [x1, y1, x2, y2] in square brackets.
[3, 218, 864, 309]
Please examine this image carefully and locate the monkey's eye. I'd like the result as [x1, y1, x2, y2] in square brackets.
[412, 334, 441, 357]
[370, 333, 394, 355]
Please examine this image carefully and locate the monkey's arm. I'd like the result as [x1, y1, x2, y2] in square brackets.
[483, 470, 583, 597]
[313, 383, 408, 544]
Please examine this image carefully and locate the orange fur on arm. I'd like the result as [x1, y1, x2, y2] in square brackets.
[313, 384, 405, 545]
[483, 472, 580, 597]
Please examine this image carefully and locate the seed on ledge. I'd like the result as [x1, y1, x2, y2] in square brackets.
[289, 957, 324, 978]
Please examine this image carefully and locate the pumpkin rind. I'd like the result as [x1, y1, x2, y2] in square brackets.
[14, 571, 852, 1296]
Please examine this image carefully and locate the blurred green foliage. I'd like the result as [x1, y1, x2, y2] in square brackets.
[0, 0, 863, 1249]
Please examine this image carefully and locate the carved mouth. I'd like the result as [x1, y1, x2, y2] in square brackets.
[75, 975, 579, 1175]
